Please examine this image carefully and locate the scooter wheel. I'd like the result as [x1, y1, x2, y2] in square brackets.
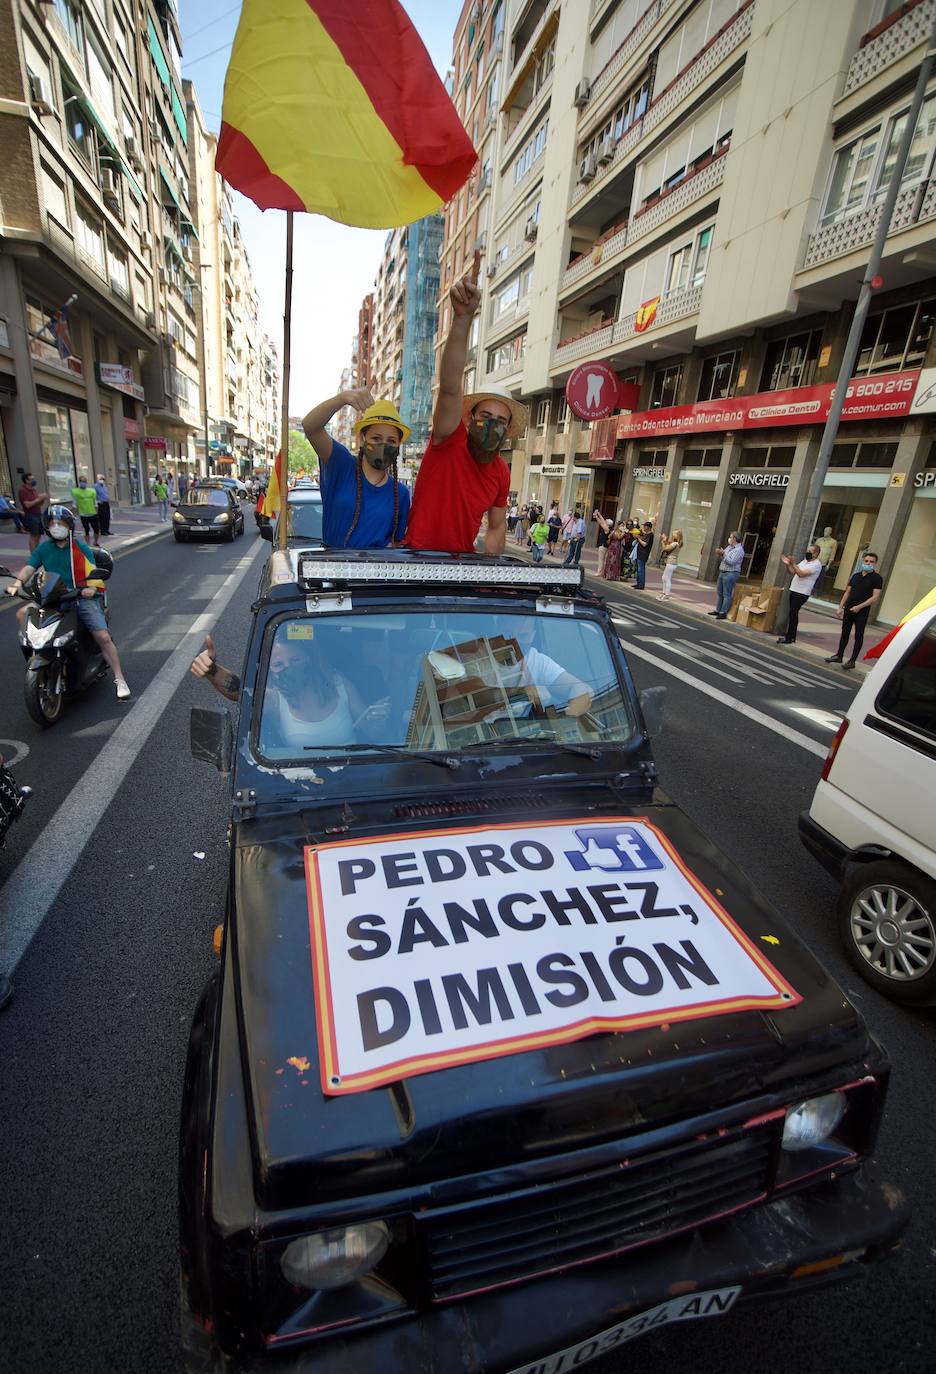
[24, 667, 64, 726]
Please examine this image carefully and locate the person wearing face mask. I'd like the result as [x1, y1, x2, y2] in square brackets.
[302, 391, 410, 547]
[72, 474, 101, 547]
[777, 543, 824, 645]
[6, 505, 130, 699]
[827, 552, 883, 669]
[404, 253, 528, 555]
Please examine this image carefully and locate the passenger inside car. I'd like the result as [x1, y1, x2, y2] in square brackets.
[258, 628, 363, 756]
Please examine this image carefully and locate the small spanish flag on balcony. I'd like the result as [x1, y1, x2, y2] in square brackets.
[634, 296, 660, 334]
[216, 0, 477, 229]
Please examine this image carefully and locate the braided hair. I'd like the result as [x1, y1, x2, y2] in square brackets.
[343, 432, 401, 547]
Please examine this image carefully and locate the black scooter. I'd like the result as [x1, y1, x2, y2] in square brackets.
[1, 560, 113, 727]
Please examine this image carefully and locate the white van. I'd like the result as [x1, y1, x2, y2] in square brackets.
[800, 605, 936, 1006]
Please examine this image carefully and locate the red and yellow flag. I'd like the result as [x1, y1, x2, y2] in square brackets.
[864, 585, 936, 660]
[264, 449, 286, 517]
[216, 0, 476, 229]
[70, 536, 102, 589]
[635, 296, 661, 333]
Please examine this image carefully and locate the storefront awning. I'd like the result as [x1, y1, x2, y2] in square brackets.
[159, 166, 182, 212]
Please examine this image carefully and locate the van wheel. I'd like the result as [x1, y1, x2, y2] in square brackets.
[838, 861, 936, 1005]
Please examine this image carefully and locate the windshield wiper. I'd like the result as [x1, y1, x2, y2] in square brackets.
[303, 743, 462, 770]
[462, 732, 603, 760]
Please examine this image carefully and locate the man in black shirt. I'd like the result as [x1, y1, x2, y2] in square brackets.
[633, 521, 654, 589]
[826, 551, 883, 669]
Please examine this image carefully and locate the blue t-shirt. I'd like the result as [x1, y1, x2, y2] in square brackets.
[321, 440, 410, 548]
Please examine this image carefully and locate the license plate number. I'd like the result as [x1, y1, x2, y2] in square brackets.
[505, 1286, 741, 1374]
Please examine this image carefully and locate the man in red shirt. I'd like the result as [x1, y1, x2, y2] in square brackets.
[405, 252, 527, 555]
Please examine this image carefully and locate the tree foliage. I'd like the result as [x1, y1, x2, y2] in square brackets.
[288, 429, 318, 475]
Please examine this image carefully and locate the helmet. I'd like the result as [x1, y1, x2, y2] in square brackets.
[92, 547, 113, 580]
[353, 400, 411, 444]
[43, 505, 75, 537]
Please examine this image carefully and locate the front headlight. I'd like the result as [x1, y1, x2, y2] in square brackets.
[782, 1093, 846, 1152]
[172, 510, 185, 522]
[27, 622, 56, 648]
[280, 1221, 390, 1291]
[213, 512, 231, 524]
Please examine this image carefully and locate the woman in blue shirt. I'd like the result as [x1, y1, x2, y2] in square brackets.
[301, 390, 410, 547]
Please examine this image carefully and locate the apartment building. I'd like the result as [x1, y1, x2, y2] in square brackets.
[435, 0, 509, 417]
[332, 357, 356, 449]
[464, 0, 936, 625]
[356, 293, 374, 390]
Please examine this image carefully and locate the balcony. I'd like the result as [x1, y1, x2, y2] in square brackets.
[562, 219, 629, 291]
[628, 146, 728, 244]
[587, 0, 678, 108]
[802, 179, 936, 269]
[570, 1, 753, 210]
[553, 318, 615, 366]
[488, 293, 532, 337]
[842, 0, 934, 99]
[614, 281, 704, 344]
[486, 356, 526, 382]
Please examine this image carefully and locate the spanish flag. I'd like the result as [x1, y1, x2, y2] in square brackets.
[216, 0, 476, 229]
[70, 536, 103, 589]
[264, 449, 285, 517]
[635, 296, 661, 333]
[864, 585, 936, 659]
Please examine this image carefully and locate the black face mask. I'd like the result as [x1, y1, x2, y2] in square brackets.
[467, 417, 508, 463]
[361, 439, 399, 472]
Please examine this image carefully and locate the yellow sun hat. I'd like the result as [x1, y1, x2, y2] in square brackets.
[353, 399, 411, 444]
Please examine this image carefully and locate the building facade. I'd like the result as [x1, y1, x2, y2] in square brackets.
[457, 0, 936, 625]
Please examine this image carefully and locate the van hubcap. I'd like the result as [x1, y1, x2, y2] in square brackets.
[850, 884, 935, 982]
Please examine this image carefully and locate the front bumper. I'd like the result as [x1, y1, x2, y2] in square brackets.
[798, 809, 851, 880]
[176, 523, 230, 539]
[220, 1165, 907, 1373]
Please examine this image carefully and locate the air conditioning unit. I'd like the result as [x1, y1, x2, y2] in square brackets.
[158, 267, 168, 286]
[149, 117, 161, 142]
[580, 153, 598, 182]
[487, 262, 497, 278]
[28, 72, 54, 115]
[100, 168, 120, 209]
[141, 231, 152, 251]
[145, 311, 157, 330]
[598, 134, 615, 164]
[125, 135, 143, 171]
[479, 167, 492, 190]
[472, 231, 487, 253]
[573, 79, 592, 108]
[524, 218, 538, 242]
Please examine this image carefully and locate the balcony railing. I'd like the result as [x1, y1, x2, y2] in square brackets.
[489, 293, 531, 334]
[485, 357, 525, 382]
[613, 281, 704, 345]
[502, 71, 554, 163]
[554, 319, 615, 366]
[562, 219, 629, 290]
[588, 0, 678, 107]
[842, 0, 934, 98]
[570, 1, 753, 209]
[802, 179, 936, 268]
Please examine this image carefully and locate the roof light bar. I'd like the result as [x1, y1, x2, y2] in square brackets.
[295, 558, 584, 590]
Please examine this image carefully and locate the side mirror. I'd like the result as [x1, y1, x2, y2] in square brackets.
[190, 707, 234, 774]
[638, 685, 667, 738]
[260, 522, 273, 542]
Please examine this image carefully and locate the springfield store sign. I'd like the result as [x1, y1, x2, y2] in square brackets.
[304, 819, 798, 1095]
[617, 369, 927, 440]
[730, 471, 790, 489]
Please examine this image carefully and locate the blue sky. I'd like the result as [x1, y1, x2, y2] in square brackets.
[179, 1, 460, 413]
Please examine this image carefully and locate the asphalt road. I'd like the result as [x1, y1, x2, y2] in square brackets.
[0, 537, 933, 1373]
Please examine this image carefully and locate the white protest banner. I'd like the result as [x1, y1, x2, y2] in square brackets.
[304, 818, 800, 1095]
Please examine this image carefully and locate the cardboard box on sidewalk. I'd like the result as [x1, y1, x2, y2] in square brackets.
[731, 584, 784, 633]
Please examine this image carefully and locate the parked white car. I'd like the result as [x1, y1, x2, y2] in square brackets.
[800, 604, 936, 1005]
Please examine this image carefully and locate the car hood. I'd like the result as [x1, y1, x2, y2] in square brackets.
[230, 795, 873, 1211]
[177, 501, 229, 515]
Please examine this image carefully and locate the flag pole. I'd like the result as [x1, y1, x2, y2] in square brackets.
[277, 210, 294, 552]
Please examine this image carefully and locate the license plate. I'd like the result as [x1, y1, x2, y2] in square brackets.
[505, 1286, 741, 1374]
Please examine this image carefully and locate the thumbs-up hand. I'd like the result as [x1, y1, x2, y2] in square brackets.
[450, 250, 482, 317]
[191, 633, 217, 679]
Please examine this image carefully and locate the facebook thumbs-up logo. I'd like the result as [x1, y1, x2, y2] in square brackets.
[565, 825, 664, 873]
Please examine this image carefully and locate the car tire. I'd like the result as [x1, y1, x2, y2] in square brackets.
[174, 531, 186, 542]
[838, 860, 936, 1006]
[179, 1276, 229, 1373]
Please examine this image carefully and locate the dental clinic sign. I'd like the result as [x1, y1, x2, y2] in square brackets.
[305, 819, 799, 1095]
[566, 363, 638, 421]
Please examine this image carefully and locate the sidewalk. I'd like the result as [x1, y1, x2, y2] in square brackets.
[511, 535, 886, 677]
[0, 502, 168, 569]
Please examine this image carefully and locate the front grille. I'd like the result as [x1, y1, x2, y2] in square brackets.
[394, 793, 551, 820]
[419, 1126, 773, 1301]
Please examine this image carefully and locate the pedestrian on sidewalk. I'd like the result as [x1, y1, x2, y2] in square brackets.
[153, 474, 169, 522]
[633, 521, 654, 589]
[710, 532, 745, 617]
[659, 530, 683, 599]
[529, 513, 549, 563]
[777, 544, 823, 645]
[546, 504, 562, 555]
[179, 472, 189, 500]
[94, 474, 111, 536]
[593, 510, 626, 581]
[0, 492, 25, 532]
[18, 473, 47, 552]
[514, 505, 528, 545]
[72, 474, 101, 547]
[563, 510, 587, 566]
[507, 501, 518, 535]
[827, 552, 883, 669]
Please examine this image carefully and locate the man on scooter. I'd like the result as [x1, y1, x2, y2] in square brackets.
[6, 505, 131, 700]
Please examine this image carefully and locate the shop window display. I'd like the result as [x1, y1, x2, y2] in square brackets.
[880, 493, 936, 625]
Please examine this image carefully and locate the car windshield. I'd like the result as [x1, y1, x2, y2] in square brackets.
[187, 489, 229, 507]
[278, 498, 324, 541]
[256, 610, 637, 761]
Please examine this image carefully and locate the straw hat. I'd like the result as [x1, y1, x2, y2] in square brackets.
[353, 399, 411, 444]
[461, 384, 528, 439]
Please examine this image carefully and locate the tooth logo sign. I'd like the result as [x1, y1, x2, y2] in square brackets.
[564, 825, 665, 873]
[585, 373, 605, 408]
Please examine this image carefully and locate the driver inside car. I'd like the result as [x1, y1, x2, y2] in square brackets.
[499, 620, 593, 717]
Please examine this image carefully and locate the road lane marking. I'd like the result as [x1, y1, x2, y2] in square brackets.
[719, 641, 852, 691]
[618, 638, 828, 759]
[784, 705, 845, 734]
[0, 739, 29, 766]
[0, 540, 262, 975]
[639, 636, 745, 684]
